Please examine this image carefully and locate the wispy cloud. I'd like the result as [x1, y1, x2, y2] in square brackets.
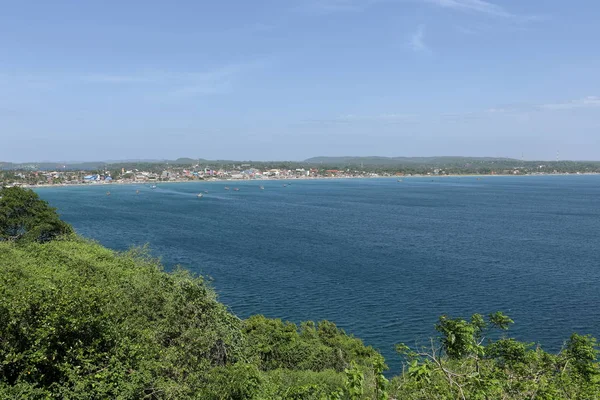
[296, 0, 527, 18]
[168, 66, 242, 97]
[0, 73, 57, 90]
[442, 96, 600, 122]
[82, 74, 152, 83]
[302, 112, 416, 125]
[1, 58, 270, 103]
[455, 25, 477, 35]
[485, 107, 508, 113]
[409, 25, 431, 53]
[422, 0, 546, 23]
[82, 70, 233, 96]
[294, 0, 382, 14]
[306, 95, 600, 127]
[480, 96, 600, 113]
[81, 60, 270, 97]
[169, 61, 269, 97]
[339, 113, 415, 121]
[539, 96, 600, 110]
[421, 0, 511, 17]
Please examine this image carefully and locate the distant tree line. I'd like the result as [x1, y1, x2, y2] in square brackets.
[4, 157, 600, 176]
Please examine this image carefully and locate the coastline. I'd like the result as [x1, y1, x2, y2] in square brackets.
[23, 172, 600, 190]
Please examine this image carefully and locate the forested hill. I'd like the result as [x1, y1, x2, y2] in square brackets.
[0, 186, 599, 399]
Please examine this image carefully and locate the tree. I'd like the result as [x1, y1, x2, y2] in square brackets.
[566, 333, 600, 381]
[392, 313, 600, 399]
[0, 186, 73, 243]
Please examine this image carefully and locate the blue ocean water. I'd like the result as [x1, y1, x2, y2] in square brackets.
[36, 176, 600, 373]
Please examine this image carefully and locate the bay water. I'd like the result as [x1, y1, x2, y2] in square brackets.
[36, 176, 600, 373]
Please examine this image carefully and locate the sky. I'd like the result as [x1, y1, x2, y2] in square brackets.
[1, 0, 599, 162]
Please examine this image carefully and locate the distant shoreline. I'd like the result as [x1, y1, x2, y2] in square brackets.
[21, 172, 600, 190]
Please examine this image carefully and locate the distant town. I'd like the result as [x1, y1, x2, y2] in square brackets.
[2, 157, 600, 187]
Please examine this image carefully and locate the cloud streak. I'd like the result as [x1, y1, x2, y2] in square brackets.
[296, 0, 538, 22]
[308, 96, 600, 126]
[409, 25, 431, 53]
[168, 61, 269, 97]
[479, 96, 600, 114]
[295, 0, 377, 13]
[421, 0, 511, 17]
[301, 112, 417, 125]
[539, 96, 600, 110]
[0, 73, 58, 90]
[338, 113, 416, 121]
[81, 60, 270, 97]
[82, 74, 152, 83]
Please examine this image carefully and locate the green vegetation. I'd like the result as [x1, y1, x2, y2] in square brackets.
[392, 313, 600, 399]
[0, 186, 73, 243]
[3, 156, 600, 178]
[0, 187, 598, 398]
[0, 238, 384, 399]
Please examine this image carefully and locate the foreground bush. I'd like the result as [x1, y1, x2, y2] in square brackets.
[391, 313, 600, 399]
[0, 239, 245, 398]
[0, 238, 381, 399]
[0, 186, 73, 243]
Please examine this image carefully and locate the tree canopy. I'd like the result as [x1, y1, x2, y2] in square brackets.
[0, 239, 384, 399]
[0, 186, 73, 243]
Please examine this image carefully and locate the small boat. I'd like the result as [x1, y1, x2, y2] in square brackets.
[259, 186, 264, 190]
[106, 191, 111, 196]
[204, 190, 209, 194]
[397, 179, 403, 182]
[233, 188, 240, 191]
[224, 186, 230, 190]
[150, 185, 157, 189]
[197, 193, 203, 198]
[282, 184, 288, 187]
[136, 190, 140, 194]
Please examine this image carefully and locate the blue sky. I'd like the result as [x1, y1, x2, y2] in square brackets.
[1, 0, 599, 161]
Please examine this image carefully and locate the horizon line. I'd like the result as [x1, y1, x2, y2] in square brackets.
[2, 156, 600, 164]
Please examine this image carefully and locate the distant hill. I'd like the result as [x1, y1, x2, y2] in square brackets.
[173, 157, 207, 164]
[303, 156, 519, 166]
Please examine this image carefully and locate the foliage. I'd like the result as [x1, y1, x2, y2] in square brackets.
[372, 357, 388, 400]
[0, 238, 383, 399]
[0, 239, 245, 398]
[434, 312, 513, 359]
[344, 362, 363, 400]
[392, 313, 600, 399]
[242, 316, 380, 373]
[0, 186, 73, 243]
[259, 369, 344, 399]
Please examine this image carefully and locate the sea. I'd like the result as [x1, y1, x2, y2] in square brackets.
[36, 175, 600, 373]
